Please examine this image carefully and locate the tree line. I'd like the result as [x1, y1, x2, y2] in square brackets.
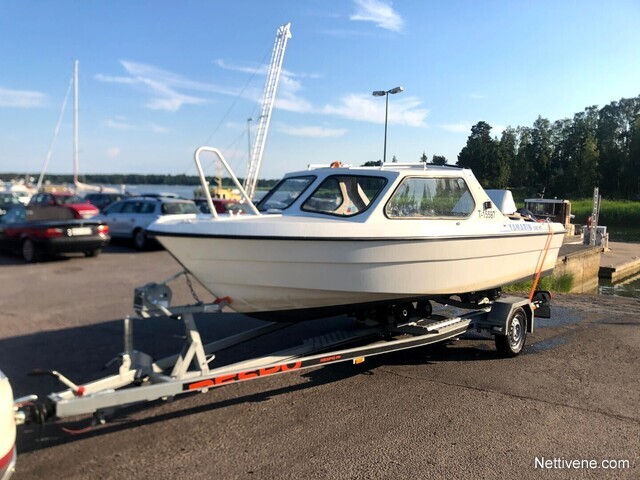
[0, 173, 281, 190]
[457, 95, 640, 199]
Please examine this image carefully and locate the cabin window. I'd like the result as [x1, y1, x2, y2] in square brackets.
[302, 175, 387, 217]
[385, 177, 475, 218]
[257, 176, 316, 211]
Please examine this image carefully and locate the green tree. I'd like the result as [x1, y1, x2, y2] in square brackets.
[495, 128, 516, 188]
[457, 121, 497, 187]
[531, 116, 553, 190]
[510, 127, 533, 188]
[432, 155, 447, 165]
[420, 152, 428, 163]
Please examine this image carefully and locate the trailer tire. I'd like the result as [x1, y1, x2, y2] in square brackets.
[495, 307, 527, 357]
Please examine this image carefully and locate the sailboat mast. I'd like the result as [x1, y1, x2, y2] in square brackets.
[73, 59, 79, 186]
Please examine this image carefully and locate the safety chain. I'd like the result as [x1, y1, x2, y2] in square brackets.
[183, 270, 204, 305]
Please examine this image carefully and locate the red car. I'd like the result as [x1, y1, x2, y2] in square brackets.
[0, 204, 110, 262]
[194, 198, 249, 214]
[28, 192, 99, 219]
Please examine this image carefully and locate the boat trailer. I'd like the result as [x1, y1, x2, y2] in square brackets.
[10, 275, 552, 431]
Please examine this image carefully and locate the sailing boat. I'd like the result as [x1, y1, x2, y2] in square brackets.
[37, 61, 119, 194]
[71, 61, 119, 194]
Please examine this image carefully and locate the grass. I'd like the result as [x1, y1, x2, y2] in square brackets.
[503, 274, 575, 294]
[570, 199, 640, 227]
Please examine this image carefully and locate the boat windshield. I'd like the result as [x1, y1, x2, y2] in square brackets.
[302, 175, 387, 217]
[257, 176, 316, 212]
[385, 177, 475, 218]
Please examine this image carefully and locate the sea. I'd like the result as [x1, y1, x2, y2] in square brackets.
[105, 184, 268, 202]
[107, 184, 200, 199]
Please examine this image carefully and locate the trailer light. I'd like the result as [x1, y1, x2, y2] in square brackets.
[353, 357, 365, 365]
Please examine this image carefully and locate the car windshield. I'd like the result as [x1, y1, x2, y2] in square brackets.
[257, 176, 315, 212]
[0, 193, 21, 205]
[55, 195, 83, 205]
[161, 202, 199, 215]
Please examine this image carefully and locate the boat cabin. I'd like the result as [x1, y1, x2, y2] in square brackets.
[524, 198, 572, 227]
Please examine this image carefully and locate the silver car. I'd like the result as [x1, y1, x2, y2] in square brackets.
[99, 196, 199, 249]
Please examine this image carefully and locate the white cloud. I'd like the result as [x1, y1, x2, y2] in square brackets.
[96, 60, 317, 114]
[277, 124, 347, 138]
[215, 59, 268, 76]
[215, 59, 316, 113]
[96, 60, 240, 112]
[0, 87, 46, 107]
[322, 93, 428, 127]
[274, 75, 313, 113]
[104, 117, 171, 133]
[106, 147, 121, 158]
[216, 59, 321, 80]
[350, 0, 403, 32]
[469, 93, 487, 100]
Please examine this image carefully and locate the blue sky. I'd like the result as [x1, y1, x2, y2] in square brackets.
[1, 0, 639, 179]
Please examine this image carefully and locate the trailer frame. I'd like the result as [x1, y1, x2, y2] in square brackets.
[14, 277, 550, 427]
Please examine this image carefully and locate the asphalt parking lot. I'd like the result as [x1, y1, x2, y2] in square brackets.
[0, 244, 638, 479]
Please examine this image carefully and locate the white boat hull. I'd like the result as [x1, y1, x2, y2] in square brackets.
[156, 230, 564, 316]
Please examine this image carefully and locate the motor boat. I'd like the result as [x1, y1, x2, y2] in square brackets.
[148, 148, 565, 321]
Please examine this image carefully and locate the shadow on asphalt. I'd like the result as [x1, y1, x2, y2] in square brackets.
[0, 239, 160, 265]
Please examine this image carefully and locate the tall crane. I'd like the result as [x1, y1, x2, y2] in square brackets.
[243, 22, 292, 199]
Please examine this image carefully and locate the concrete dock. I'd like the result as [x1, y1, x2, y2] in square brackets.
[555, 239, 640, 293]
[599, 241, 640, 282]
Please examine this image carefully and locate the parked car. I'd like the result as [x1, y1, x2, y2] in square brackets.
[98, 196, 199, 250]
[193, 198, 249, 215]
[0, 192, 21, 206]
[29, 192, 99, 219]
[0, 203, 110, 262]
[84, 192, 127, 211]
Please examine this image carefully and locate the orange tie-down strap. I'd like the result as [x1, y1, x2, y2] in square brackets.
[529, 223, 554, 302]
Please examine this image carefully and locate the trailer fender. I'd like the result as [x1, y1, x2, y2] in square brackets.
[485, 296, 535, 334]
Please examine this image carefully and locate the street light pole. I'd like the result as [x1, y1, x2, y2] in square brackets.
[372, 86, 403, 163]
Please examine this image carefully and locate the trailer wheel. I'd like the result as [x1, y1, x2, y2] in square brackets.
[495, 307, 527, 357]
[22, 238, 40, 263]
